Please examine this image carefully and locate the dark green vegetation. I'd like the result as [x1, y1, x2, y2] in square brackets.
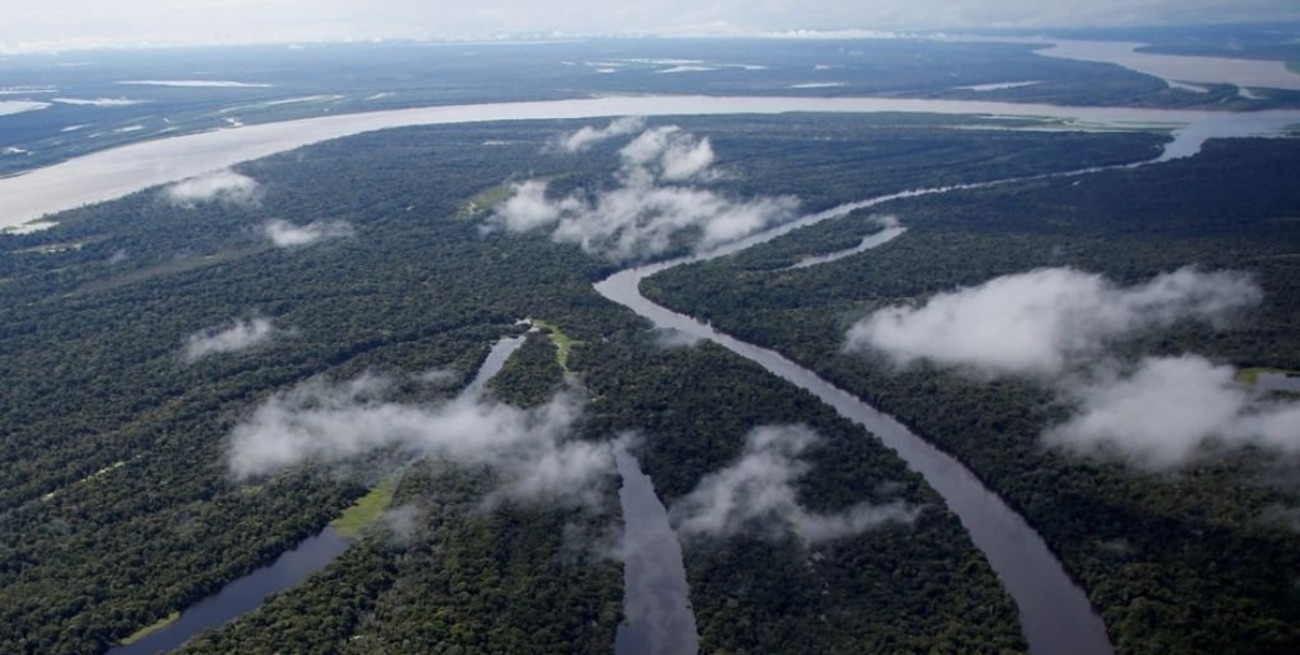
[0, 113, 1166, 654]
[645, 137, 1300, 654]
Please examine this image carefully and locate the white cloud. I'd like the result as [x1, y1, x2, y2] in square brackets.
[651, 327, 703, 348]
[381, 503, 420, 544]
[262, 218, 354, 247]
[184, 317, 275, 361]
[417, 367, 457, 386]
[493, 124, 798, 262]
[846, 267, 1260, 376]
[226, 376, 615, 508]
[669, 425, 916, 543]
[494, 179, 578, 232]
[556, 116, 644, 153]
[164, 169, 260, 208]
[1047, 356, 1300, 469]
[619, 126, 715, 181]
[845, 267, 1300, 469]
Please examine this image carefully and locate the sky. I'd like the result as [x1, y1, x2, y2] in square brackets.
[4, 0, 1298, 53]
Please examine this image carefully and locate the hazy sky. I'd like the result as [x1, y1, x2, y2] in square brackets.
[4, 1, 1298, 52]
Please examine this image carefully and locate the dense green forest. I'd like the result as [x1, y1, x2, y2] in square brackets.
[645, 137, 1300, 654]
[4, 109, 1271, 654]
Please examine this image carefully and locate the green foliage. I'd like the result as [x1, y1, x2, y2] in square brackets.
[487, 332, 567, 408]
[330, 478, 397, 539]
[530, 319, 579, 371]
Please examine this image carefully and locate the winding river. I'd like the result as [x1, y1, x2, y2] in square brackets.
[595, 190, 1114, 655]
[7, 94, 1297, 654]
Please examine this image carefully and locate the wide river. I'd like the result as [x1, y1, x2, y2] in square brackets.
[8, 95, 1296, 655]
[5, 94, 1300, 231]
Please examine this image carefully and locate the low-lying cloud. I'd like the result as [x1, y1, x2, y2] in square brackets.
[651, 327, 703, 349]
[227, 376, 615, 508]
[556, 116, 645, 153]
[164, 169, 260, 208]
[262, 218, 354, 247]
[184, 317, 275, 362]
[847, 267, 1260, 376]
[669, 425, 917, 544]
[1046, 356, 1300, 469]
[619, 126, 716, 182]
[493, 123, 798, 262]
[845, 266, 1300, 468]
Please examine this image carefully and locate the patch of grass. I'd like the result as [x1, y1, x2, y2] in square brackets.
[454, 182, 516, 219]
[120, 611, 180, 645]
[330, 477, 395, 538]
[42, 460, 129, 502]
[71, 245, 269, 296]
[531, 318, 580, 371]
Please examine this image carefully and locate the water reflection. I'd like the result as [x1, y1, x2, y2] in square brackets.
[614, 444, 700, 655]
[106, 529, 350, 655]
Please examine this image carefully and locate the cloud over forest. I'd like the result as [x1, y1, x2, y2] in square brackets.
[226, 376, 616, 508]
[164, 169, 260, 208]
[263, 218, 354, 247]
[1047, 355, 1300, 469]
[493, 121, 798, 262]
[845, 266, 1300, 468]
[846, 266, 1259, 376]
[556, 116, 645, 152]
[669, 425, 917, 543]
[184, 317, 275, 362]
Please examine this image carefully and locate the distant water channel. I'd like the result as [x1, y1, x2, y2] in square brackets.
[106, 334, 527, 654]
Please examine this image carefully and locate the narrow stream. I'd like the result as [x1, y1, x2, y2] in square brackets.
[105, 333, 529, 655]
